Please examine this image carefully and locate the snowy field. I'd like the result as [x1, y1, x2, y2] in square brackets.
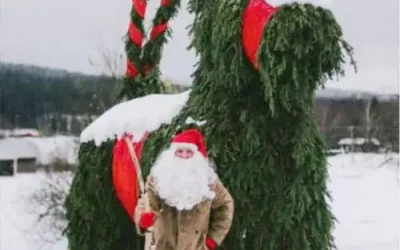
[0, 153, 398, 250]
[329, 153, 399, 250]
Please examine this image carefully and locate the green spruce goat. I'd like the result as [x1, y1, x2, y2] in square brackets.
[65, 0, 356, 249]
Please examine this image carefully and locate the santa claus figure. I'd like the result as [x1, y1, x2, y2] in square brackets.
[135, 129, 234, 250]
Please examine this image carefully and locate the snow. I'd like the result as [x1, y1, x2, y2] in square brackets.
[80, 91, 190, 146]
[0, 136, 79, 164]
[0, 128, 40, 138]
[25, 136, 79, 165]
[338, 137, 381, 146]
[329, 153, 399, 250]
[185, 117, 206, 126]
[0, 137, 39, 160]
[0, 173, 68, 250]
[0, 153, 398, 249]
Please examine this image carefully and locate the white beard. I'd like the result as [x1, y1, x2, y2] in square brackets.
[150, 148, 217, 211]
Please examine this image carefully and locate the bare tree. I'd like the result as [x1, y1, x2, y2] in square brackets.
[315, 100, 344, 147]
[376, 98, 399, 152]
[27, 138, 77, 247]
[363, 98, 375, 139]
[28, 162, 74, 247]
[88, 46, 125, 78]
[359, 98, 380, 151]
[84, 37, 125, 113]
[0, 114, 13, 129]
[88, 33, 125, 78]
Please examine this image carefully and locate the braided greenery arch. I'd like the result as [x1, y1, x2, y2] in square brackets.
[121, 0, 182, 99]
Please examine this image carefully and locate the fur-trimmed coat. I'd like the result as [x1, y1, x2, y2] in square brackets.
[135, 176, 234, 250]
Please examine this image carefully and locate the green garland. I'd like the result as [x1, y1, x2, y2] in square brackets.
[125, 5, 146, 74]
[120, 0, 182, 100]
[142, 0, 182, 69]
[121, 2, 152, 100]
[119, 70, 164, 100]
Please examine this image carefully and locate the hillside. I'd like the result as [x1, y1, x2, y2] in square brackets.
[1, 63, 398, 150]
[0, 62, 120, 130]
[2, 62, 398, 100]
[316, 87, 399, 101]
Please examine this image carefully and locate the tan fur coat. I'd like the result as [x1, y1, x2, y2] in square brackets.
[135, 176, 234, 250]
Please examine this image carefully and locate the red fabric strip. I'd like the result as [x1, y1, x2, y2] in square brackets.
[161, 0, 172, 6]
[133, 132, 149, 160]
[142, 65, 152, 75]
[242, 0, 277, 69]
[126, 59, 139, 78]
[150, 22, 168, 40]
[133, 0, 147, 19]
[129, 21, 144, 47]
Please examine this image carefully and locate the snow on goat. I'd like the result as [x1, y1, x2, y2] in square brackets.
[80, 91, 190, 146]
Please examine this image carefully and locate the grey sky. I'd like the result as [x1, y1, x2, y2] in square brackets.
[1, 0, 398, 93]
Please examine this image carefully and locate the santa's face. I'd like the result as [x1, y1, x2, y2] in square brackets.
[150, 145, 217, 211]
[174, 147, 194, 159]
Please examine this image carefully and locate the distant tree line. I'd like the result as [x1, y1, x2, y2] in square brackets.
[0, 64, 190, 135]
[315, 97, 399, 151]
[0, 63, 120, 133]
[1, 63, 398, 151]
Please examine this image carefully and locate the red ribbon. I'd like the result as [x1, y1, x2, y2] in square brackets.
[133, 0, 147, 19]
[150, 22, 168, 40]
[126, 59, 139, 78]
[125, 0, 147, 78]
[129, 21, 144, 48]
[126, 0, 172, 78]
[161, 0, 172, 6]
[142, 65, 152, 75]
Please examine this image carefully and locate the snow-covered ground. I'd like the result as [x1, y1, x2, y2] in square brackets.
[0, 153, 398, 249]
[0, 136, 79, 166]
[0, 172, 69, 250]
[329, 153, 399, 250]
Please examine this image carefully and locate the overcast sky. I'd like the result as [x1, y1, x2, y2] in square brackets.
[1, 0, 398, 93]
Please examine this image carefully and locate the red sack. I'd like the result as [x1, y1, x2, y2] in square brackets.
[112, 133, 148, 220]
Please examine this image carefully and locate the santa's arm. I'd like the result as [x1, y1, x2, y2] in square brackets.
[134, 176, 161, 232]
[144, 176, 161, 212]
[207, 181, 234, 246]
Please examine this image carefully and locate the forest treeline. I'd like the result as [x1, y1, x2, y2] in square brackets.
[1, 63, 398, 150]
[1, 63, 119, 129]
[0, 63, 188, 134]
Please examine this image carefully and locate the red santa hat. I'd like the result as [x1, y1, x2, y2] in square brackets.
[170, 129, 208, 158]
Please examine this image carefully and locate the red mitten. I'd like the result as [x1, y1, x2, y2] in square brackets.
[139, 212, 156, 229]
[206, 237, 217, 250]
